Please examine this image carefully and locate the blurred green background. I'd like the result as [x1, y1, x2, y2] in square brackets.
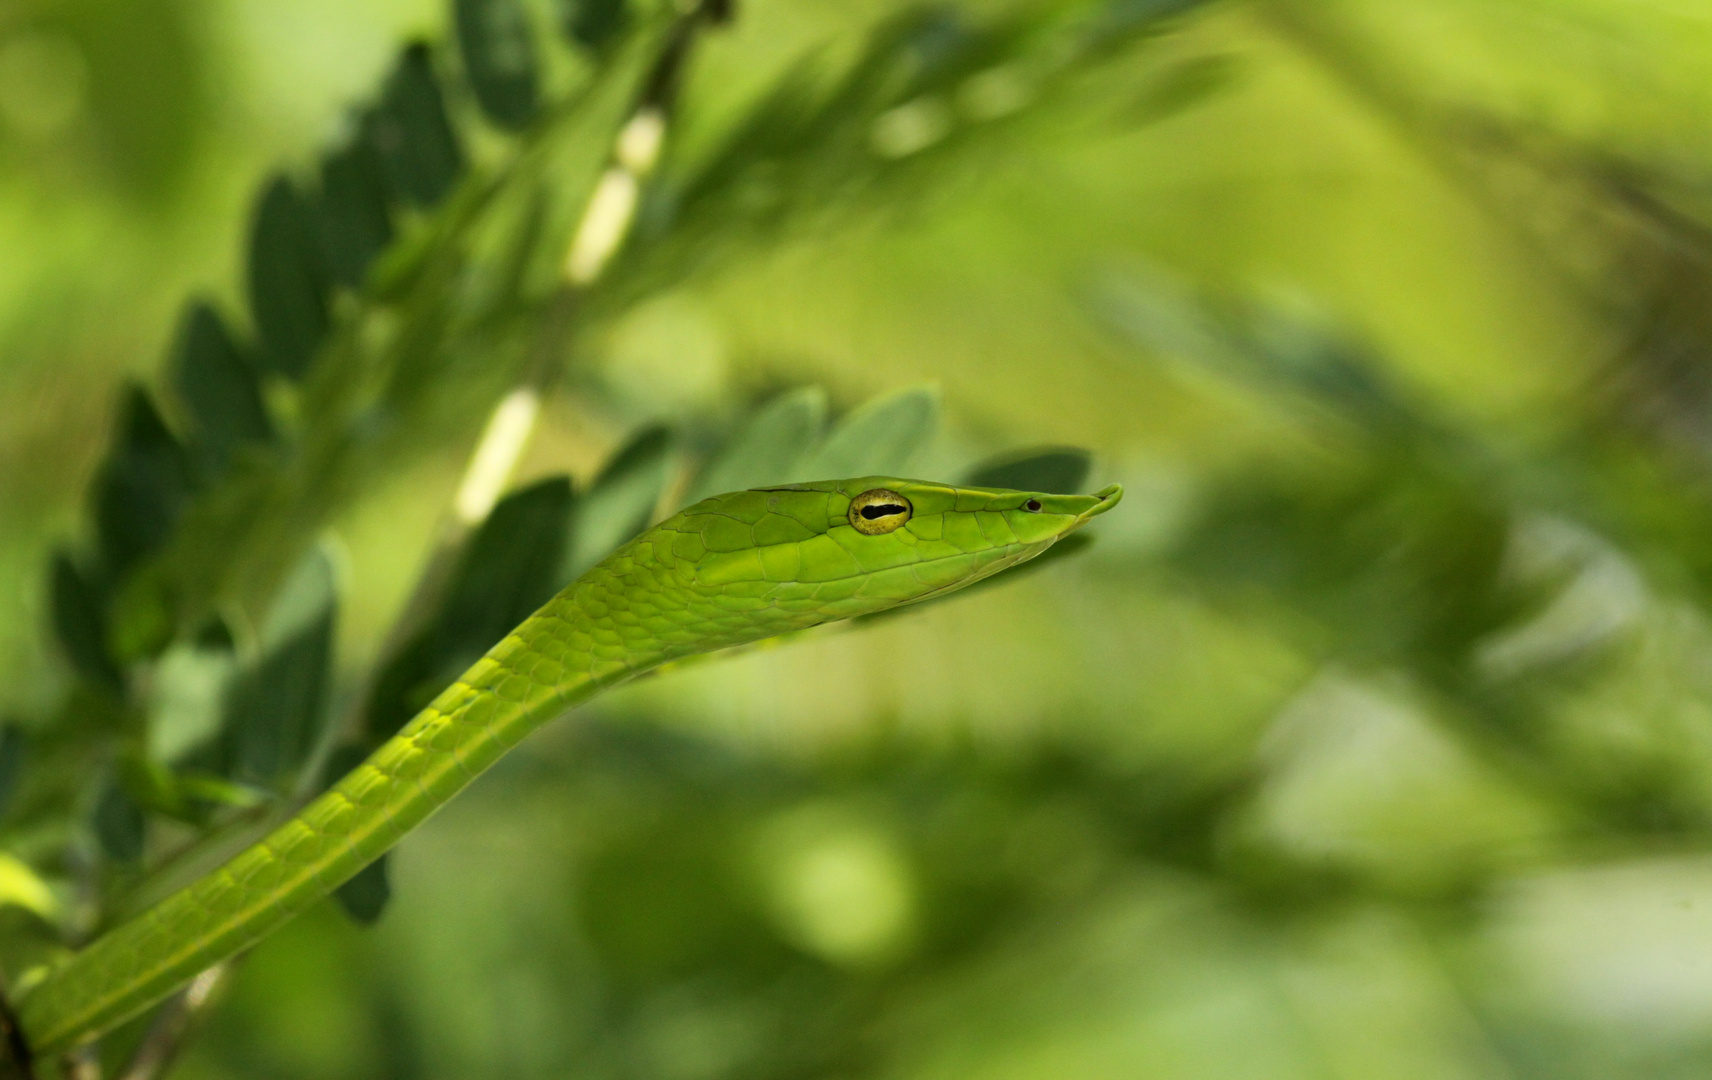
[11, 0, 1712, 1077]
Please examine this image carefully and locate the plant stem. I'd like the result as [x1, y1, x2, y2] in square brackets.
[113, 965, 231, 1080]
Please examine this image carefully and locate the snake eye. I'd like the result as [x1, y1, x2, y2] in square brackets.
[1024, 498, 1042, 512]
[849, 488, 913, 535]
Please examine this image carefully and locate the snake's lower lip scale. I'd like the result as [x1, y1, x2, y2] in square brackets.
[1077, 484, 1125, 523]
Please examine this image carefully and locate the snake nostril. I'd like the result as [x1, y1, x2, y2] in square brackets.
[1024, 498, 1042, 512]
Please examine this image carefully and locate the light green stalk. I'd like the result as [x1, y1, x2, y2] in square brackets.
[18, 477, 1121, 1052]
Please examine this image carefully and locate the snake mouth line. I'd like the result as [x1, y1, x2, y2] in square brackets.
[1076, 484, 1124, 524]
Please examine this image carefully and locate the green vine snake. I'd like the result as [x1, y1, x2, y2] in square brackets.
[16, 476, 1122, 1053]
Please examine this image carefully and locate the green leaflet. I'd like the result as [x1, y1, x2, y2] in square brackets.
[802, 386, 939, 479]
[168, 302, 273, 479]
[217, 546, 339, 787]
[366, 43, 464, 208]
[456, 0, 541, 131]
[685, 387, 829, 504]
[246, 175, 331, 381]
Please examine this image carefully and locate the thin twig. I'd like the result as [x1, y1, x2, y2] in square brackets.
[60, 1044, 98, 1080]
[113, 965, 232, 1080]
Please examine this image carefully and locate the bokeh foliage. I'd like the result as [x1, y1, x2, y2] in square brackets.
[9, 0, 1712, 1078]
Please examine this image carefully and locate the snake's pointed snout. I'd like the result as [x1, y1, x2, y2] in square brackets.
[1079, 484, 1123, 522]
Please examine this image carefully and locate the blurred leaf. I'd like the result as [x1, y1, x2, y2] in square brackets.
[106, 568, 177, 664]
[564, 427, 673, 581]
[169, 301, 273, 478]
[0, 726, 25, 821]
[50, 552, 120, 691]
[0, 854, 57, 922]
[964, 447, 1092, 493]
[176, 774, 265, 811]
[260, 544, 339, 652]
[318, 139, 395, 289]
[367, 43, 465, 208]
[1094, 266, 1404, 428]
[247, 175, 332, 381]
[221, 547, 338, 786]
[337, 854, 392, 925]
[802, 386, 939, 479]
[365, 477, 574, 743]
[116, 754, 193, 824]
[560, 0, 628, 51]
[146, 639, 235, 766]
[94, 775, 145, 863]
[456, 0, 541, 131]
[91, 385, 194, 579]
[685, 386, 828, 503]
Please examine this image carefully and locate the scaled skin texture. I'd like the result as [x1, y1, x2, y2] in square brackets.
[19, 477, 1121, 1052]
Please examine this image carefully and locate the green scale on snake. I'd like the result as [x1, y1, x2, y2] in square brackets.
[17, 476, 1122, 1053]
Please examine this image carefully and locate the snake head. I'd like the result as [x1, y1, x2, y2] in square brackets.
[664, 477, 1123, 625]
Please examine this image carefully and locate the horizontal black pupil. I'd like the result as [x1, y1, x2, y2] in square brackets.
[861, 503, 906, 520]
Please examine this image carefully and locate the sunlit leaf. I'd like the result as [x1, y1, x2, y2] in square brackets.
[564, 427, 673, 581]
[318, 138, 394, 289]
[247, 175, 331, 381]
[963, 447, 1092, 493]
[169, 301, 273, 478]
[685, 386, 828, 503]
[456, 0, 540, 131]
[367, 43, 464, 208]
[802, 386, 939, 479]
[146, 639, 236, 766]
[0, 854, 57, 921]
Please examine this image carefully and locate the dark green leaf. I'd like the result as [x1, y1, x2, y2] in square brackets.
[51, 551, 121, 691]
[247, 175, 331, 381]
[337, 854, 392, 924]
[91, 384, 194, 578]
[107, 567, 177, 664]
[94, 775, 145, 863]
[318, 138, 394, 288]
[559, 0, 628, 50]
[220, 549, 338, 786]
[117, 755, 195, 823]
[0, 726, 26, 820]
[169, 301, 273, 477]
[456, 0, 540, 131]
[367, 43, 464, 208]
[963, 448, 1093, 494]
[684, 387, 827, 504]
[365, 478, 573, 742]
[221, 610, 333, 786]
[802, 386, 939, 480]
[564, 427, 673, 582]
